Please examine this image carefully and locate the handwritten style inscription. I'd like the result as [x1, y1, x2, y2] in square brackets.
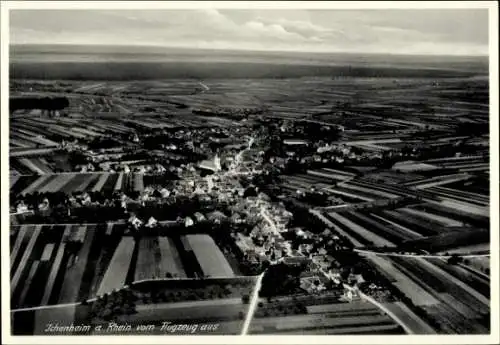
[44, 322, 221, 334]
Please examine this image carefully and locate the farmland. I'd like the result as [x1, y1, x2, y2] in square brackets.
[183, 234, 235, 277]
[9, 224, 236, 310]
[8, 48, 492, 336]
[249, 299, 404, 335]
[313, 197, 490, 334]
[11, 172, 145, 195]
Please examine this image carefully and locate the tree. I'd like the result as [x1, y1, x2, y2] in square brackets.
[241, 294, 250, 304]
[447, 254, 462, 265]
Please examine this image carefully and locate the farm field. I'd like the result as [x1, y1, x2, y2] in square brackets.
[9, 57, 491, 336]
[249, 299, 404, 335]
[381, 301, 436, 334]
[357, 253, 490, 333]
[183, 234, 235, 277]
[317, 195, 490, 334]
[96, 237, 136, 297]
[9, 224, 239, 309]
[134, 236, 187, 281]
[388, 256, 489, 333]
[10, 172, 145, 195]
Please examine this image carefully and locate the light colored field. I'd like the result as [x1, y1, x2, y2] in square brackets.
[10, 138, 33, 148]
[127, 298, 247, 322]
[322, 168, 356, 177]
[310, 210, 364, 247]
[185, 234, 234, 277]
[369, 213, 423, 239]
[364, 254, 439, 306]
[327, 212, 395, 247]
[342, 139, 402, 145]
[392, 162, 439, 172]
[41, 242, 66, 305]
[133, 173, 144, 192]
[461, 257, 490, 277]
[10, 175, 20, 188]
[91, 173, 110, 192]
[157, 237, 187, 279]
[40, 243, 55, 261]
[438, 293, 479, 319]
[18, 158, 45, 175]
[416, 258, 489, 307]
[38, 174, 74, 193]
[114, 172, 124, 191]
[72, 173, 99, 191]
[19, 261, 40, 306]
[414, 176, 473, 190]
[439, 243, 490, 255]
[381, 301, 436, 334]
[264, 324, 401, 335]
[10, 225, 28, 266]
[324, 188, 374, 202]
[11, 225, 42, 295]
[97, 237, 135, 296]
[306, 170, 351, 181]
[342, 183, 399, 199]
[436, 199, 489, 217]
[306, 300, 377, 314]
[135, 238, 159, 281]
[423, 155, 485, 164]
[399, 208, 463, 227]
[427, 188, 489, 206]
[251, 313, 394, 332]
[59, 226, 96, 303]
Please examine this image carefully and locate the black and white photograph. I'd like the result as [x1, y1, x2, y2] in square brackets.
[1, 1, 498, 342]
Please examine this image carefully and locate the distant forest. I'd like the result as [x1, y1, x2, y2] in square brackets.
[9, 62, 479, 80]
[10, 96, 70, 113]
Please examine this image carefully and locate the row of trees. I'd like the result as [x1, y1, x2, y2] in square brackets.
[10, 96, 70, 113]
[259, 263, 304, 298]
[88, 288, 138, 321]
[135, 284, 234, 305]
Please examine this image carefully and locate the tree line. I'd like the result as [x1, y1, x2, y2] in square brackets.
[10, 96, 70, 113]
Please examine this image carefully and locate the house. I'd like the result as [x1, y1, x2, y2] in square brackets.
[207, 210, 227, 223]
[146, 217, 158, 228]
[128, 214, 143, 229]
[184, 217, 194, 227]
[194, 212, 206, 222]
[347, 273, 366, 286]
[160, 188, 171, 198]
[16, 201, 29, 213]
[342, 284, 360, 301]
[283, 256, 313, 268]
[300, 275, 327, 294]
[38, 198, 50, 211]
[299, 243, 313, 255]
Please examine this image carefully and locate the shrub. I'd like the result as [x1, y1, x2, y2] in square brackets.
[242, 294, 250, 304]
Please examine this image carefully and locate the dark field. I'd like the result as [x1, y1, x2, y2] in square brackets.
[10, 45, 487, 80]
[11, 62, 483, 80]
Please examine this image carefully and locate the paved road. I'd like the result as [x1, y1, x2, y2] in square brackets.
[358, 291, 415, 334]
[241, 271, 266, 335]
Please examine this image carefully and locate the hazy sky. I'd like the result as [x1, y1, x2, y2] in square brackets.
[10, 9, 489, 55]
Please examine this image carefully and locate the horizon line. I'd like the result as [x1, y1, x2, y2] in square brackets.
[9, 43, 489, 59]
